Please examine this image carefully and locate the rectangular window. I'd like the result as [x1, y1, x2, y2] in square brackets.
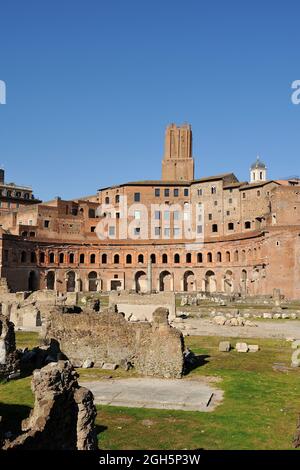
[164, 188, 170, 197]
[229, 198, 233, 204]
[197, 189, 203, 196]
[134, 192, 141, 202]
[197, 225, 203, 234]
[174, 210, 180, 221]
[154, 210, 160, 220]
[243, 193, 246, 199]
[154, 226, 161, 236]
[174, 227, 180, 237]
[208, 214, 212, 221]
[164, 227, 170, 237]
[44, 220, 50, 228]
[91, 226, 96, 232]
[155, 188, 160, 197]
[174, 188, 179, 197]
[109, 226, 115, 236]
[214, 201, 218, 206]
[164, 211, 170, 220]
[134, 210, 141, 219]
[226, 211, 230, 216]
[184, 188, 189, 197]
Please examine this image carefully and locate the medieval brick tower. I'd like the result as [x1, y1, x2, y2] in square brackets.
[162, 123, 194, 181]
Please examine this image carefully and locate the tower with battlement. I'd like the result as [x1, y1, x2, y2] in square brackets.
[162, 123, 194, 181]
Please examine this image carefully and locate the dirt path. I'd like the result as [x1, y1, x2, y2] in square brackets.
[173, 318, 300, 339]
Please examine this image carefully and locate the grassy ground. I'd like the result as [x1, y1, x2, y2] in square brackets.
[1, 332, 300, 449]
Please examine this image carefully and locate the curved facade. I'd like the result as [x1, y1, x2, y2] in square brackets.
[1, 124, 300, 299]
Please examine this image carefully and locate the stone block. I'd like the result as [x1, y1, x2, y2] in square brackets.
[236, 342, 248, 353]
[219, 341, 231, 352]
[248, 345, 259, 352]
[102, 363, 118, 370]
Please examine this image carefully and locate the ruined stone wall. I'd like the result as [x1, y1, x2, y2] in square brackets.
[43, 308, 184, 378]
[0, 314, 17, 379]
[109, 291, 176, 321]
[2, 361, 98, 450]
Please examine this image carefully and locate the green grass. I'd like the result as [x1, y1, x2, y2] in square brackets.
[15, 331, 40, 350]
[1, 334, 300, 449]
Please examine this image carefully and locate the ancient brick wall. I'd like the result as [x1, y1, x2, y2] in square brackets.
[43, 308, 184, 379]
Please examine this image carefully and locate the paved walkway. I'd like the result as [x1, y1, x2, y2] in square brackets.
[173, 318, 300, 339]
[82, 377, 223, 412]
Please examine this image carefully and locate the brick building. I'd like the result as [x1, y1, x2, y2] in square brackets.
[0, 124, 300, 298]
[0, 169, 41, 216]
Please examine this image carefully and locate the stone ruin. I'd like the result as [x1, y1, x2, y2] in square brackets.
[0, 314, 19, 380]
[1, 361, 98, 450]
[42, 307, 185, 379]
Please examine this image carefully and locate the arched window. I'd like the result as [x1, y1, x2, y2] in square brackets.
[59, 253, 64, 264]
[245, 221, 251, 229]
[102, 253, 107, 264]
[88, 208, 95, 218]
[49, 252, 55, 264]
[90, 253, 96, 264]
[174, 253, 180, 264]
[197, 253, 203, 263]
[126, 254, 132, 264]
[21, 251, 27, 263]
[69, 253, 74, 263]
[186, 253, 192, 263]
[228, 222, 234, 231]
[29, 231, 35, 237]
[39, 252, 45, 263]
[212, 224, 218, 233]
[114, 254, 120, 264]
[79, 253, 85, 264]
[226, 251, 231, 262]
[234, 250, 239, 262]
[217, 252, 222, 262]
[150, 253, 156, 264]
[241, 250, 246, 262]
[162, 254, 168, 264]
[21, 231, 28, 237]
[207, 252, 213, 263]
[138, 254, 144, 263]
[115, 194, 120, 203]
[31, 252, 37, 263]
[105, 196, 110, 204]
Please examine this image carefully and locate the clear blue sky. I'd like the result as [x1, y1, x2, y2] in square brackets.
[0, 0, 299, 201]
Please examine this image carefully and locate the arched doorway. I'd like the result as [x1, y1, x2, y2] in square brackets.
[66, 271, 76, 292]
[135, 271, 147, 293]
[241, 269, 247, 295]
[204, 271, 217, 293]
[28, 271, 39, 292]
[224, 270, 234, 294]
[159, 271, 173, 292]
[46, 271, 55, 290]
[183, 271, 196, 292]
[88, 271, 98, 292]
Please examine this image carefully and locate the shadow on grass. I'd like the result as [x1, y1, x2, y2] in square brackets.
[183, 354, 210, 376]
[0, 402, 32, 435]
[96, 424, 108, 440]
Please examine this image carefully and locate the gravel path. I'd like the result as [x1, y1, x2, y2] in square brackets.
[173, 318, 300, 339]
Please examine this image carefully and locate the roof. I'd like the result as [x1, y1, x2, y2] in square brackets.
[239, 180, 279, 190]
[251, 156, 266, 170]
[98, 173, 238, 192]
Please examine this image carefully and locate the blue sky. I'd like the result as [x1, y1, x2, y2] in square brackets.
[0, 0, 299, 200]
